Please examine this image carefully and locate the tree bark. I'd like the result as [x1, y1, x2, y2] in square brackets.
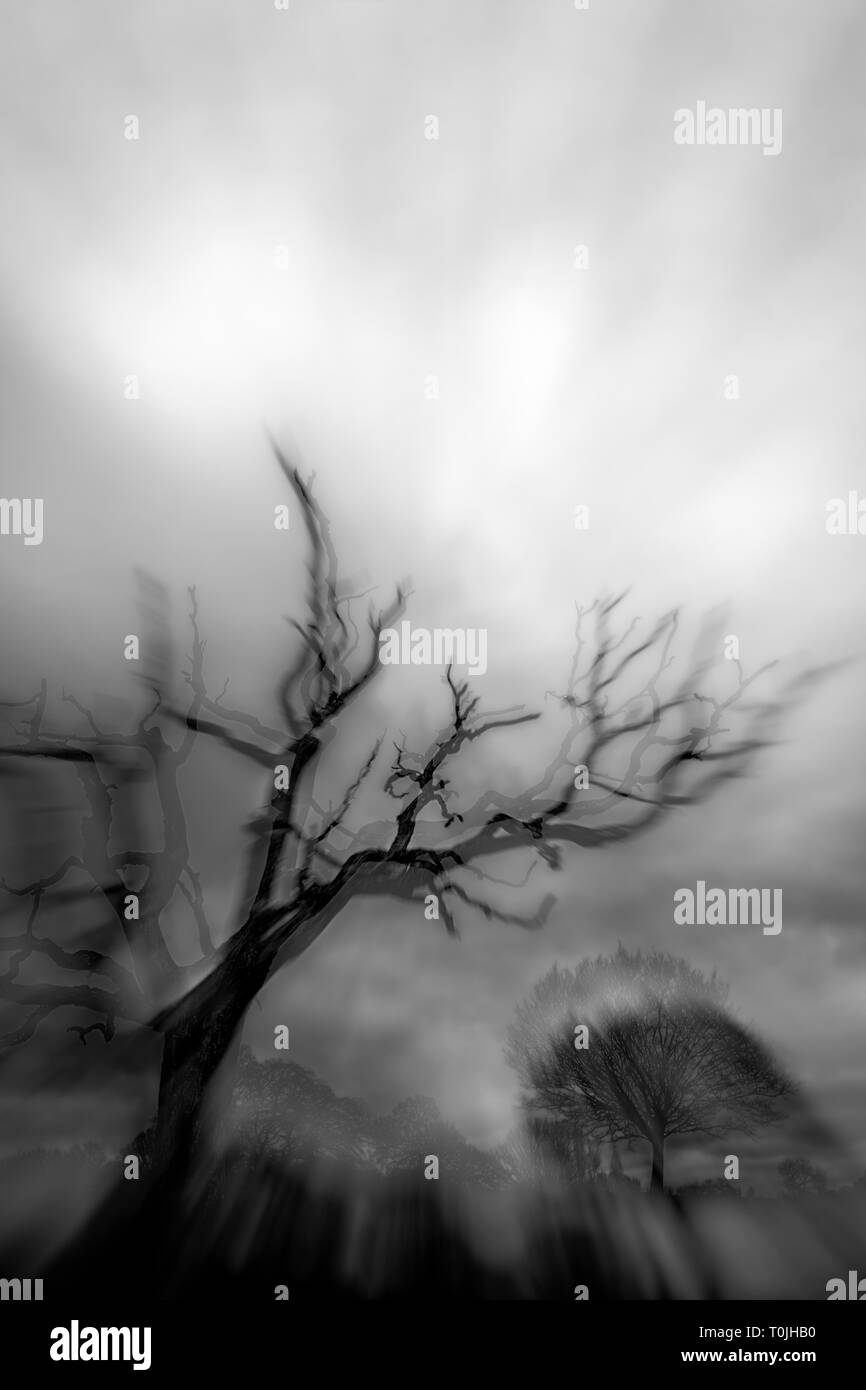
[48, 943, 276, 1295]
[148, 944, 276, 1181]
[145, 873, 363, 1181]
[650, 1137, 665, 1194]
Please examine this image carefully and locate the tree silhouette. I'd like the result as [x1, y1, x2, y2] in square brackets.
[496, 1113, 600, 1186]
[373, 1093, 504, 1186]
[228, 1050, 503, 1184]
[230, 1045, 374, 1166]
[505, 949, 795, 1193]
[0, 444, 813, 1203]
[778, 1156, 828, 1197]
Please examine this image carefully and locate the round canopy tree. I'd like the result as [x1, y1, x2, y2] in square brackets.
[505, 948, 795, 1193]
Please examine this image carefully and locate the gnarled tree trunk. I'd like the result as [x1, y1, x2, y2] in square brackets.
[649, 1135, 665, 1194]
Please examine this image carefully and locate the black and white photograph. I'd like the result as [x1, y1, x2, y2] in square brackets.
[1, 0, 865, 1365]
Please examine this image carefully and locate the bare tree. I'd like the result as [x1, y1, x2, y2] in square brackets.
[505, 949, 795, 1193]
[0, 444, 813, 1199]
[495, 1114, 599, 1186]
[778, 1156, 828, 1197]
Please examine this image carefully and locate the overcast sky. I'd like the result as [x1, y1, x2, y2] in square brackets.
[1, 0, 865, 1190]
